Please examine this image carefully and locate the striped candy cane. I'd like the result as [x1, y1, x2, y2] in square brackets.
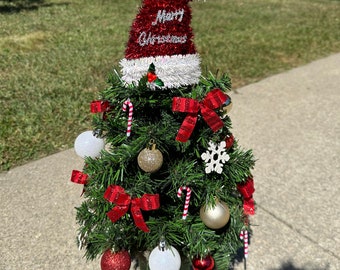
[240, 230, 249, 259]
[122, 99, 133, 137]
[177, 186, 192, 220]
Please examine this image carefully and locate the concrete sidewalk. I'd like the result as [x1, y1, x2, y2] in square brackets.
[1, 53, 339, 270]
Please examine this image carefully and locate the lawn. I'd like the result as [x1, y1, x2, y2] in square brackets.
[0, 0, 339, 171]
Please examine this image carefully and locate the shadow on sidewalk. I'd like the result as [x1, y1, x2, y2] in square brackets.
[268, 261, 330, 270]
[232, 255, 330, 270]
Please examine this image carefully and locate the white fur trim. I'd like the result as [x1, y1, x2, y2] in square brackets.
[120, 54, 201, 88]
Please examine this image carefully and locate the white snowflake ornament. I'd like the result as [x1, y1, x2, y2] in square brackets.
[201, 141, 230, 174]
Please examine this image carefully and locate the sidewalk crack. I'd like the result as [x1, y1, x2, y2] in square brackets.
[257, 204, 340, 260]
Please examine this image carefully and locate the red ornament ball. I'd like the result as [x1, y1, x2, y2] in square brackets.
[100, 250, 131, 270]
[192, 255, 215, 270]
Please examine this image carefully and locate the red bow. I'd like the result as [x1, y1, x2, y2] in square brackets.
[91, 100, 111, 120]
[103, 185, 160, 232]
[172, 89, 228, 142]
[237, 177, 255, 215]
[90, 100, 110, 113]
[70, 170, 88, 196]
[70, 170, 88, 185]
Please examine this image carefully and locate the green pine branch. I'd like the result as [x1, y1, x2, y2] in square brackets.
[74, 70, 255, 268]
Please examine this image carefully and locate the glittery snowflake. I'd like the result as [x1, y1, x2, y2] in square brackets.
[201, 141, 230, 174]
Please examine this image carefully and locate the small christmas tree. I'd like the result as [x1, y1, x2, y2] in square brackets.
[70, 1, 256, 269]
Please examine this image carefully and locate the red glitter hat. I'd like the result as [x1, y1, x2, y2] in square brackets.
[120, 0, 201, 88]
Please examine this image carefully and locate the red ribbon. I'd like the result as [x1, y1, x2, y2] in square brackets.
[172, 89, 228, 142]
[90, 100, 110, 113]
[70, 170, 88, 196]
[237, 177, 255, 215]
[91, 100, 112, 120]
[70, 170, 88, 185]
[243, 198, 255, 215]
[103, 185, 160, 232]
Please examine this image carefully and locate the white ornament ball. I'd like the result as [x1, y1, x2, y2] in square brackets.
[148, 246, 181, 270]
[74, 131, 105, 158]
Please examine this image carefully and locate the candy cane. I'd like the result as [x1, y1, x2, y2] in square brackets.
[122, 99, 133, 137]
[240, 230, 249, 259]
[177, 186, 192, 220]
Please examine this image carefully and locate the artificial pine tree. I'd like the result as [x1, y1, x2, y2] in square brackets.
[70, 0, 256, 269]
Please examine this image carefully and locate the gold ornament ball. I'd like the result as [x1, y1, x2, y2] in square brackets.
[200, 200, 230, 229]
[137, 146, 163, 173]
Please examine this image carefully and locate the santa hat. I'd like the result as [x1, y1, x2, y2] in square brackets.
[120, 0, 201, 88]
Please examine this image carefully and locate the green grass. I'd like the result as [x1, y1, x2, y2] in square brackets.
[0, 0, 339, 171]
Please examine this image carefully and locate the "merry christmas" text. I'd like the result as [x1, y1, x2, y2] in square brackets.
[151, 9, 185, 26]
[138, 31, 187, 47]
